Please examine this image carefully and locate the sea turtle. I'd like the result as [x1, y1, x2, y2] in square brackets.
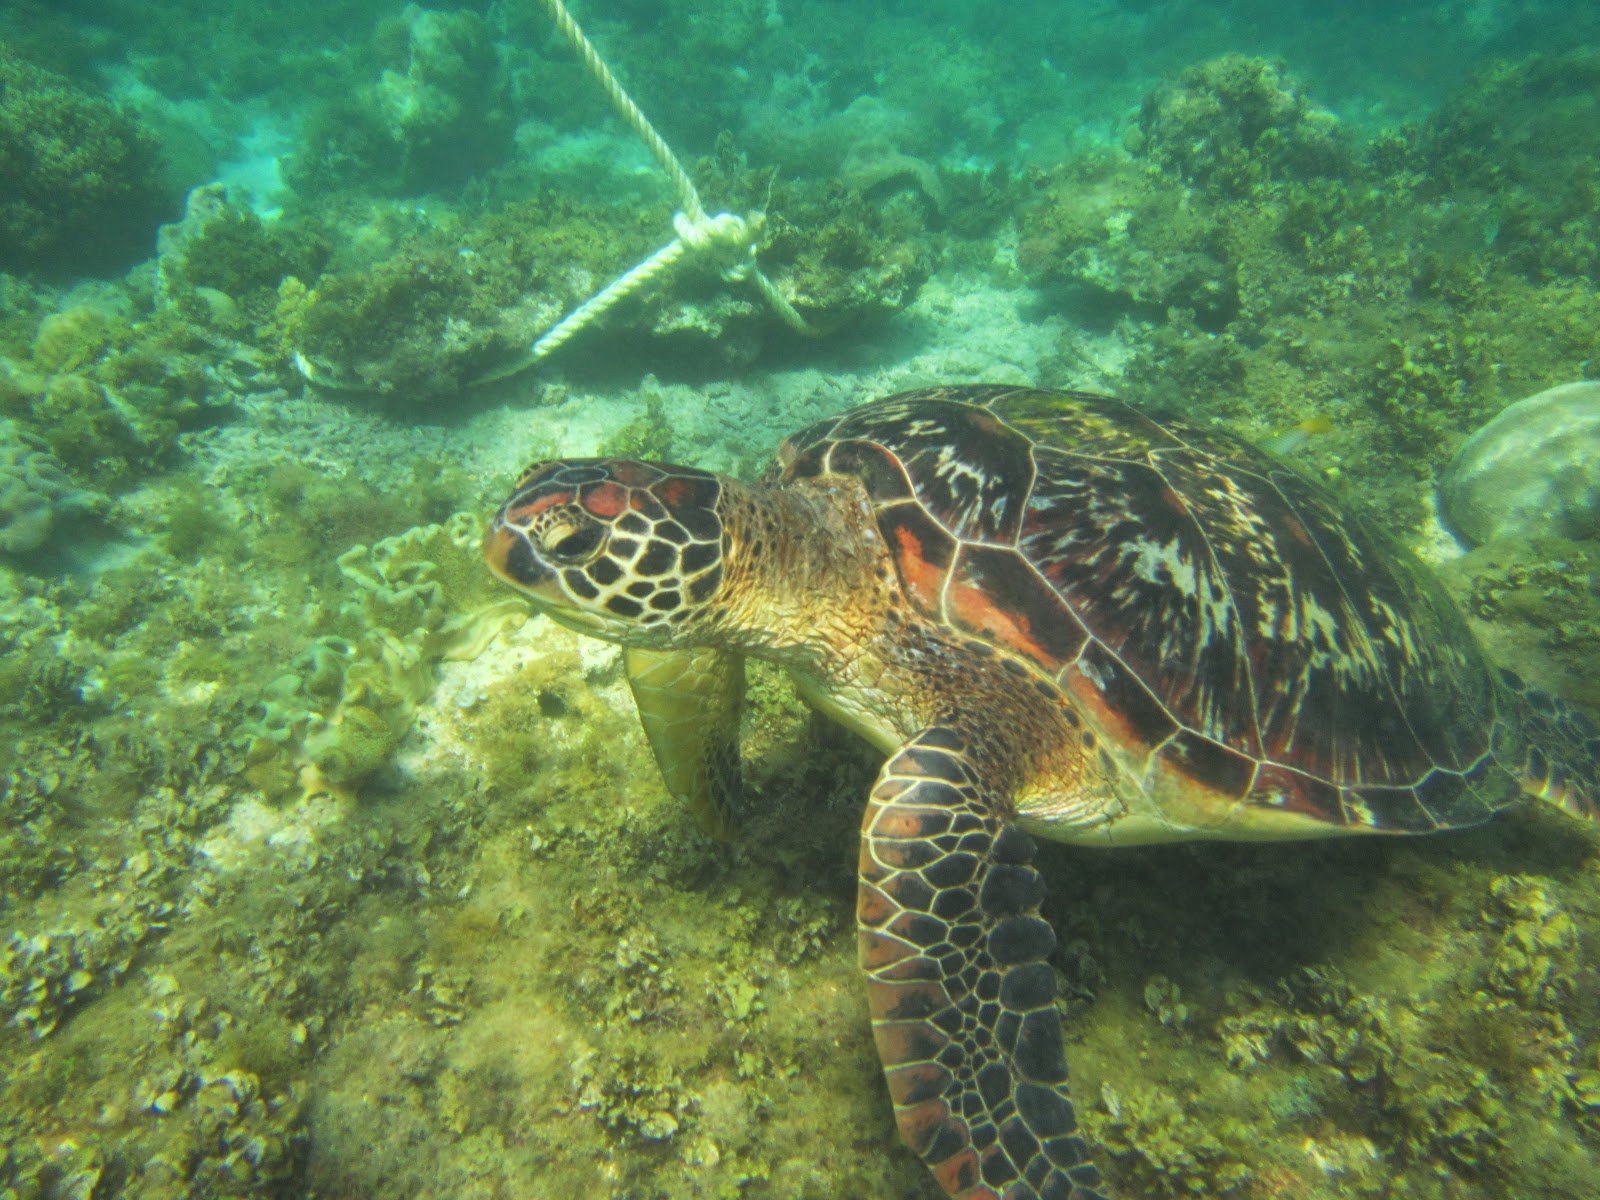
[482, 384, 1600, 1200]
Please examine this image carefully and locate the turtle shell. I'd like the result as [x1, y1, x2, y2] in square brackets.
[773, 384, 1512, 832]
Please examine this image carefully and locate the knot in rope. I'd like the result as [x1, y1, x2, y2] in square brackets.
[673, 210, 762, 282]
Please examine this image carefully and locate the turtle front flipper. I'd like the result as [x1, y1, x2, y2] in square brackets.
[859, 728, 1108, 1200]
[624, 646, 744, 838]
[1496, 669, 1600, 821]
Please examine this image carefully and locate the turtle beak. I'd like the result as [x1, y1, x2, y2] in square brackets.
[483, 517, 549, 591]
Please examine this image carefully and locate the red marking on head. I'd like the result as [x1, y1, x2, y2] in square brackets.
[512, 490, 573, 524]
[582, 483, 627, 519]
[655, 477, 692, 508]
[892, 526, 947, 614]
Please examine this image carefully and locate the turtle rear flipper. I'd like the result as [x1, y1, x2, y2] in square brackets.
[1497, 670, 1600, 822]
[859, 728, 1108, 1200]
[625, 646, 744, 837]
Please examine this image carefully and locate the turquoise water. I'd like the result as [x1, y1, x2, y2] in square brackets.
[3, 2, 1600, 1197]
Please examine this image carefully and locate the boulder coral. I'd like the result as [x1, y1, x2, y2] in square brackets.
[1441, 381, 1600, 546]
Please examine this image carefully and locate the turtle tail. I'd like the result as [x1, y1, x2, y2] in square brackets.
[1496, 669, 1600, 822]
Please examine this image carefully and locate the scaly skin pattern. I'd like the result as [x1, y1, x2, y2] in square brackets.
[861, 728, 1109, 1200]
[484, 385, 1600, 1200]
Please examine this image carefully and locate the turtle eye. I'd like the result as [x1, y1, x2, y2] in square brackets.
[539, 517, 605, 564]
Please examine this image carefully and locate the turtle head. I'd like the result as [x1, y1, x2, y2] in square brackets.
[484, 458, 728, 643]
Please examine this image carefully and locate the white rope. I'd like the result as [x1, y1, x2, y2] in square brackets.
[539, 0, 704, 222]
[469, 0, 813, 387]
[473, 238, 688, 385]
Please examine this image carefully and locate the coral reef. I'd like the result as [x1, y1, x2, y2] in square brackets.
[279, 198, 643, 400]
[0, 418, 101, 559]
[156, 184, 330, 320]
[622, 142, 931, 372]
[1135, 54, 1352, 198]
[0, 47, 172, 275]
[1413, 48, 1600, 285]
[3, 313, 224, 493]
[282, 151, 929, 399]
[1019, 49, 1600, 535]
[287, 4, 512, 197]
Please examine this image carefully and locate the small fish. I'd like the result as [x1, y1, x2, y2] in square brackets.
[1263, 413, 1334, 456]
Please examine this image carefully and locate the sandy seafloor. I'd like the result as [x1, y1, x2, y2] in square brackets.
[5, 1, 1600, 1197]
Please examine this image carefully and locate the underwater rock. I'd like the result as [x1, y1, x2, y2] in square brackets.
[1440, 381, 1600, 545]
